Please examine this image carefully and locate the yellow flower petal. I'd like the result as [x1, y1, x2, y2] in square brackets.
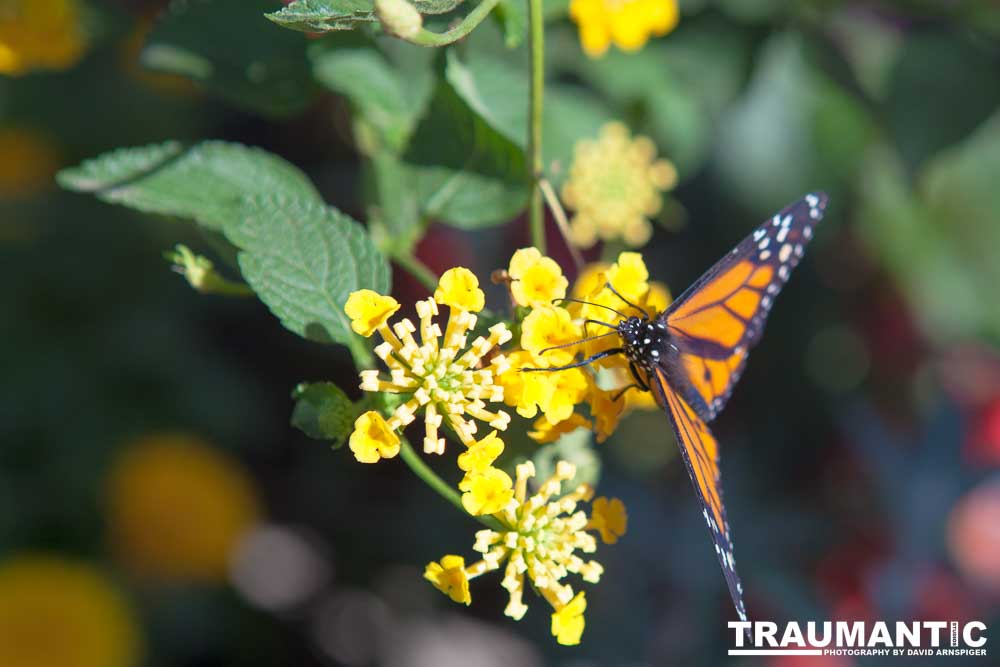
[424, 555, 471, 605]
[459, 467, 514, 516]
[508, 248, 568, 308]
[605, 251, 649, 303]
[349, 411, 400, 463]
[344, 290, 400, 337]
[434, 267, 485, 313]
[551, 592, 587, 645]
[589, 496, 628, 544]
[520, 305, 583, 367]
[643, 280, 672, 314]
[609, 2, 652, 52]
[457, 431, 505, 473]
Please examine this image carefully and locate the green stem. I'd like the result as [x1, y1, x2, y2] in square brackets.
[347, 336, 376, 370]
[398, 439, 504, 531]
[527, 0, 545, 253]
[394, 252, 439, 293]
[409, 0, 502, 47]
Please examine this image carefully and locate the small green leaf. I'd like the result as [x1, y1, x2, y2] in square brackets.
[267, 0, 464, 33]
[495, 0, 527, 48]
[224, 194, 391, 345]
[292, 382, 358, 447]
[58, 141, 321, 231]
[403, 78, 529, 228]
[144, 0, 316, 117]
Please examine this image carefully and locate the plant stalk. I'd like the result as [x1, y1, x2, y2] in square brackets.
[409, 0, 502, 47]
[398, 439, 504, 531]
[394, 252, 439, 293]
[527, 0, 546, 252]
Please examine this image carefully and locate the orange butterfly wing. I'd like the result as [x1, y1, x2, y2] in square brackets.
[664, 192, 828, 421]
[651, 366, 747, 623]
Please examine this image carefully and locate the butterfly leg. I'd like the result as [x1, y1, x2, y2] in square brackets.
[627, 361, 650, 391]
[521, 347, 624, 372]
[611, 384, 642, 402]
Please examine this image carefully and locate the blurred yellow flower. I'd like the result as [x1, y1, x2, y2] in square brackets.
[561, 122, 678, 248]
[349, 410, 401, 463]
[0, 127, 61, 199]
[345, 289, 401, 337]
[0, 0, 87, 76]
[352, 281, 513, 455]
[551, 591, 587, 646]
[424, 555, 471, 605]
[569, 0, 679, 58]
[0, 554, 143, 667]
[434, 267, 485, 312]
[508, 247, 568, 308]
[457, 430, 505, 473]
[106, 433, 261, 582]
[425, 461, 613, 645]
[588, 496, 628, 544]
[459, 466, 514, 516]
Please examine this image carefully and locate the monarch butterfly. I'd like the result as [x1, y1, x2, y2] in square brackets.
[530, 192, 828, 624]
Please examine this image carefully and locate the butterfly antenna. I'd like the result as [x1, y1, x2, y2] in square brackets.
[554, 297, 630, 320]
[604, 282, 649, 317]
[536, 330, 618, 356]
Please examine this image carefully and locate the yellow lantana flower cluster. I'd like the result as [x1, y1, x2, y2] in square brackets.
[345, 268, 517, 516]
[562, 121, 678, 249]
[0, 0, 87, 76]
[569, 0, 679, 58]
[425, 461, 627, 645]
[497, 249, 669, 443]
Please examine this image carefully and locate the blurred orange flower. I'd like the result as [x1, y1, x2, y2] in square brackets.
[0, 554, 143, 667]
[106, 433, 262, 583]
[0, 128, 61, 199]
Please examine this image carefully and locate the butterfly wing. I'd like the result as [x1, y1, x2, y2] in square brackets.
[664, 192, 828, 421]
[650, 366, 748, 623]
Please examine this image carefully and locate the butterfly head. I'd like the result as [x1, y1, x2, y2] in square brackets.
[618, 315, 671, 371]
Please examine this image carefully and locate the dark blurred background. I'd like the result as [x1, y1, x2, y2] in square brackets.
[2, 0, 999, 666]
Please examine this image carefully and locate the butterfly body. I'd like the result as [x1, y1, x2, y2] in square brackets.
[607, 193, 829, 624]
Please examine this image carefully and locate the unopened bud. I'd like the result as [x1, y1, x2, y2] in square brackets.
[375, 0, 423, 40]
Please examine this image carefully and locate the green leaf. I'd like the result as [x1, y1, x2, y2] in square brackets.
[364, 150, 423, 252]
[886, 31, 1000, 168]
[291, 382, 358, 447]
[143, 0, 316, 117]
[58, 141, 322, 231]
[267, 0, 464, 33]
[444, 49, 612, 188]
[311, 41, 434, 153]
[402, 78, 528, 228]
[224, 194, 391, 345]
